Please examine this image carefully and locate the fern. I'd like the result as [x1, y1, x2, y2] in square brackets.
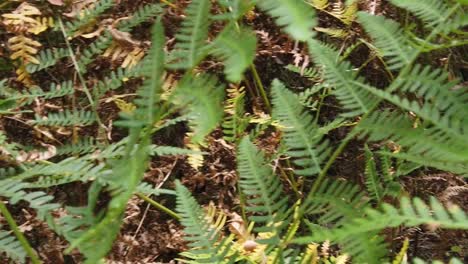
[210, 25, 257, 82]
[237, 137, 288, 242]
[173, 74, 225, 144]
[175, 180, 232, 263]
[167, 0, 211, 69]
[26, 48, 69, 73]
[303, 179, 369, 226]
[9, 81, 74, 106]
[64, 0, 114, 36]
[257, 0, 316, 41]
[389, 0, 451, 27]
[56, 137, 98, 156]
[298, 196, 468, 243]
[272, 79, 330, 176]
[32, 110, 96, 126]
[222, 85, 248, 142]
[357, 12, 415, 70]
[0, 228, 25, 263]
[307, 39, 376, 117]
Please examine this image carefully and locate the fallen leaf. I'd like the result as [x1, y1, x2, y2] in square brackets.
[47, 0, 64, 6]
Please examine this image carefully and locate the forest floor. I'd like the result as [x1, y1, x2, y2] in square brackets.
[0, 0, 467, 263]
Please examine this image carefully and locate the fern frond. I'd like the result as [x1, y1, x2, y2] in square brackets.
[118, 3, 164, 31]
[175, 180, 232, 263]
[11, 81, 75, 106]
[56, 137, 98, 155]
[364, 145, 385, 202]
[307, 39, 376, 117]
[32, 110, 96, 126]
[358, 111, 468, 165]
[0, 181, 59, 219]
[237, 137, 288, 241]
[330, 1, 357, 25]
[94, 66, 140, 96]
[257, 0, 316, 41]
[64, 0, 114, 36]
[303, 178, 369, 226]
[299, 196, 468, 243]
[310, 0, 329, 10]
[174, 74, 225, 144]
[0, 228, 26, 263]
[353, 82, 467, 142]
[8, 35, 41, 64]
[389, 0, 450, 27]
[222, 85, 248, 142]
[272, 79, 330, 176]
[167, 0, 211, 69]
[210, 25, 257, 82]
[26, 48, 69, 73]
[357, 12, 415, 70]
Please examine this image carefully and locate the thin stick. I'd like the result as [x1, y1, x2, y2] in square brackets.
[0, 200, 42, 264]
[136, 193, 180, 220]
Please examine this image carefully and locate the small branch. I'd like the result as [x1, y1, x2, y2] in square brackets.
[0, 200, 42, 264]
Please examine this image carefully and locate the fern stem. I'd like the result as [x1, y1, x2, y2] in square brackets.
[136, 193, 180, 220]
[57, 18, 107, 142]
[160, 0, 177, 9]
[0, 200, 42, 264]
[250, 65, 271, 112]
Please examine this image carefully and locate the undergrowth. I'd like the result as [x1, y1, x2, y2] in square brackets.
[0, 0, 467, 263]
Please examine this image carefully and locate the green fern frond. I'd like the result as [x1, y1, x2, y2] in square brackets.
[393, 64, 468, 118]
[358, 111, 468, 164]
[299, 196, 468, 243]
[237, 136, 288, 241]
[77, 34, 113, 72]
[389, 0, 450, 27]
[175, 180, 232, 263]
[26, 48, 69, 73]
[210, 25, 257, 82]
[167, 0, 211, 69]
[353, 82, 467, 142]
[64, 0, 114, 35]
[364, 145, 385, 202]
[307, 39, 376, 117]
[94, 66, 141, 96]
[174, 74, 225, 144]
[148, 145, 203, 156]
[413, 257, 465, 264]
[13, 81, 74, 106]
[118, 3, 164, 31]
[215, 0, 255, 21]
[257, 0, 316, 41]
[272, 79, 330, 176]
[357, 12, 415, 70]
[56, 137, 98, 155]
[0, 228, 26, 263]
[0, 181, 59, 219]
[303, 178, 369, 226]
[32, 110, 96, 126]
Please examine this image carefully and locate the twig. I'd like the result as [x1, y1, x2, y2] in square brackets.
[0, 200, 42, 264]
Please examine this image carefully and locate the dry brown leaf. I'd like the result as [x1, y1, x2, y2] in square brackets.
[47, 0, 64, 6]
[16, 143, 57, 163]
[107, 26, 142, 47]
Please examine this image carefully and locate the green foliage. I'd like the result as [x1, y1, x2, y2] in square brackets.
[210, 25, 257, 82]
[167, 0, 211, 69]
[32, 110, 96, 126]
[307, 39, 376, 116]
[272, 79, 330, 176]
[357, 12, 415, 70]
[174, 74, 225, 144]
[237, 137, 288, 241]
[256, 0, 316, 41]
[175, 180, 232, 263]
[0, 228, 25, 263]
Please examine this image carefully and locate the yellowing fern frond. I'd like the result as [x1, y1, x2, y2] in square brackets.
[113, 98, 136, 113]
[331, 1, 358, 25]
[310, 0, 329, 10]
[315, 27, 349, 38]
[8, 35, 41, 64]
[103, 42, 145, 68]
[2, 2, 43, 33]
[28, 17, 54, 35]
